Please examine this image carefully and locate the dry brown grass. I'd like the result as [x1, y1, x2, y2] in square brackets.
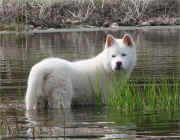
[0, 0, 179, 30]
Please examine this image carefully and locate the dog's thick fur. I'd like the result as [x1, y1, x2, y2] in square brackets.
[25, 34, 136, 110]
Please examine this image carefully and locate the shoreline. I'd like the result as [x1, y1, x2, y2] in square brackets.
[0, 25, 180, 35]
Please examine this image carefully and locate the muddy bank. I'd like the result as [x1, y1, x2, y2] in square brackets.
[0, 0, 180, 31]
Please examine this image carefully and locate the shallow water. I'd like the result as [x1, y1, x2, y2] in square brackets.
[0, 27, 180, 139]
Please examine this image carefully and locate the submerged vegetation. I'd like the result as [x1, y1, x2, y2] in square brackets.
[0, 0, 180, 31]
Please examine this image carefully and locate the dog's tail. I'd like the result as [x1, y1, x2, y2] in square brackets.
[25, 62, 50, 110]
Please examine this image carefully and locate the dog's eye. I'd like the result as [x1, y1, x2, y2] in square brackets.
[121, 53, 126, 56]
[112, 55, 116, 58]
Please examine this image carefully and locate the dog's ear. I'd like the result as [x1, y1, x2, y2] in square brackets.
[123, 34, 134, 47]
[105, 34, 115, 48]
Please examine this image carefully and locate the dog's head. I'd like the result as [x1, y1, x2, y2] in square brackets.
[104, 34, 136, 73]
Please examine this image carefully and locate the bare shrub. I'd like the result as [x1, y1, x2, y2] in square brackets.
[65, 0, 95, 23]
[121, 0, 151, 23]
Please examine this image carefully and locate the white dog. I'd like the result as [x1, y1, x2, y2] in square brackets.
[25, 34, 136, 110]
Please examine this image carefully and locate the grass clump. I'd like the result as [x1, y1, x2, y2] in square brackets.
[94, 75, 180, 112]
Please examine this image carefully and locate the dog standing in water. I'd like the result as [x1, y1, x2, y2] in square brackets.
[25, 34, 136, 110]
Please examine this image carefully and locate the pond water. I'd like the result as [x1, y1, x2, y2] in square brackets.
[0, 27, 180, 139]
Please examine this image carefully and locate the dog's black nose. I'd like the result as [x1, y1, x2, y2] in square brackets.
[116, 61, 122, 70]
